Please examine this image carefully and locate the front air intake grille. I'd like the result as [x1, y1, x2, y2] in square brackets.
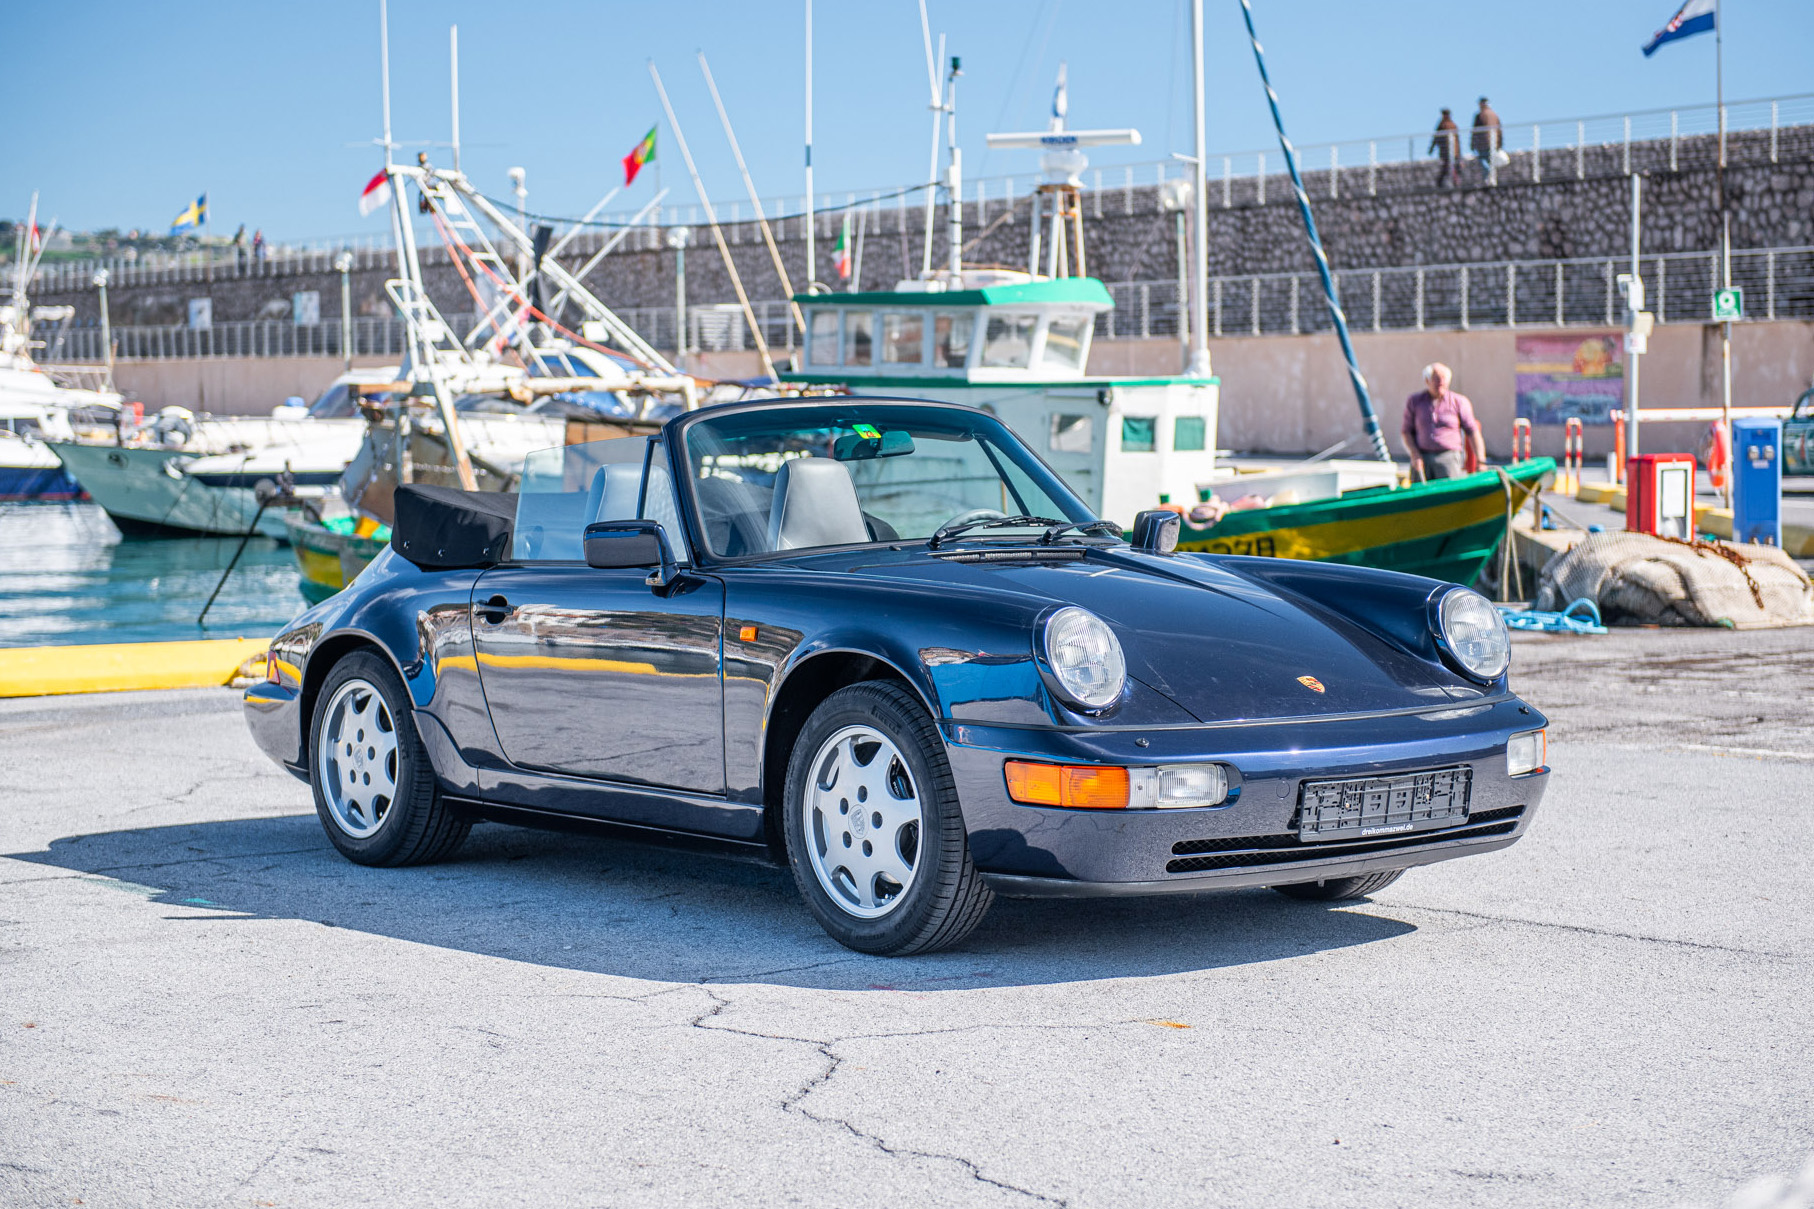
[1165, 805, 1526, 874]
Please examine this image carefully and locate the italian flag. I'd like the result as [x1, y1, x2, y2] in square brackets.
[832, 213, 851, 281]
[623, 125, 657, 186]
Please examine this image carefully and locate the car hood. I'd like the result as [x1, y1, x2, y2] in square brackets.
[829, 548, 1482, 724]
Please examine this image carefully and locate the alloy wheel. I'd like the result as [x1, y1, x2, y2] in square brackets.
[317, 678, 399, 839]
[803, 725, 923, 919]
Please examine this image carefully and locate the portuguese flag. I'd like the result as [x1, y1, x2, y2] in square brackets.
[622, 125, 657, 186]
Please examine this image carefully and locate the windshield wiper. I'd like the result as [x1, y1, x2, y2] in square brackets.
[927, 514, 1066, 550]
[1039, 520, 1123, 544]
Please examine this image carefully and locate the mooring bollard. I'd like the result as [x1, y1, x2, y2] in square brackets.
[1563, 418, 1583, 493]
[1512, 418, 1532, 463]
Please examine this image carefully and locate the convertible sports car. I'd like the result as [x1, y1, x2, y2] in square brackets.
[245, 397, 1549, 955]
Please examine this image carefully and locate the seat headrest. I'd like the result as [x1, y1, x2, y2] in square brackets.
[767, 457, 870, 551]
[586, 463, 644, 524]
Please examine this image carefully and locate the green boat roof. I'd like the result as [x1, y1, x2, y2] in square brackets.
[792, 278, 1114, 309]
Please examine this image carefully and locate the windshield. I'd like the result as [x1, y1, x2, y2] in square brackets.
[680, 403, 1092, 558]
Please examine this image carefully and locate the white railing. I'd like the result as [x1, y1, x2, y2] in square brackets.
[22, 93, 1811, 295]
[41, 245, 1814, 364]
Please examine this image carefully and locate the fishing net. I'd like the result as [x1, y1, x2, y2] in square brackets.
[1533, 532, 1814, 628]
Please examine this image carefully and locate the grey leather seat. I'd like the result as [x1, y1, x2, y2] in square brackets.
[767, 457, 870, 551]
[585, 463, 644, 524]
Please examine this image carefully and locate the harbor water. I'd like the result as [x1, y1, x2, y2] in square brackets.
[0, 502, 307, 647]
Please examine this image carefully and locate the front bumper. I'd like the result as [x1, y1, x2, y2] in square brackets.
[244, 680, 307, 780]
[943, 697, 1548, 896]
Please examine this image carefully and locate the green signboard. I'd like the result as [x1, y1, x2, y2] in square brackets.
[1713, 287, 1744, 322]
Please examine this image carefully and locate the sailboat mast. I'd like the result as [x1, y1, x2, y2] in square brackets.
[1187, 0, 1210, 377]
[450, 25, 461, 173]
[804, 0, 817, 292]
[1238, 0, 1390, 462]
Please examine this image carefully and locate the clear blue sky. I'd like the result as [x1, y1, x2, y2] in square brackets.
[7, 0, 1810, 240]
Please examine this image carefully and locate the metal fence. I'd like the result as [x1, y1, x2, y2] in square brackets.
[22, 92, 1813, 294]
[40, 244, 1814, 364]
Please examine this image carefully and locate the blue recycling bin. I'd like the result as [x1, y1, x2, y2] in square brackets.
[1731, 417, 1782, 546]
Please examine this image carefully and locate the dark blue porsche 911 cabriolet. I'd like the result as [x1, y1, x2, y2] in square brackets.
[245, 397, 1548, 955]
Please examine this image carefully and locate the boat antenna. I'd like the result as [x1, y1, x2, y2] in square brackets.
[917, 1, 946, 276]
[648, 60, 778, 380]
[944, 53, 962, 275]
[449, 25, 461, 173]
[1238, 0, 1390, 462]
[379, 0, 393, 169]
[698, 51, 805, 335]
[803, 0, 817, 292]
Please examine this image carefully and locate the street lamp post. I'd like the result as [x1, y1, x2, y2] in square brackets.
[667, 226, 690, 369]
[92, 269, 113, 387]
[334, 252, 354, 371]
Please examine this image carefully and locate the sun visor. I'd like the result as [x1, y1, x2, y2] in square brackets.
[389, 484, 517, 570]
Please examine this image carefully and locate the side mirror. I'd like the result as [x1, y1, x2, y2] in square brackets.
[584, 519, 679, 588]
[1130, 509, 1181, 555]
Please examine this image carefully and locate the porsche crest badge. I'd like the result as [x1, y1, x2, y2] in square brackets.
[1297, 675, 1326, 693]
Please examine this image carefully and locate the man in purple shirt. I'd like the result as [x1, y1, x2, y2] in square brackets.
[1401, 362, 1486, 481]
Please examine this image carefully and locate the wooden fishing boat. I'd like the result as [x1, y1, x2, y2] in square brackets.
[1177, 458, 1556, 585]
[288, 512, 390, 604]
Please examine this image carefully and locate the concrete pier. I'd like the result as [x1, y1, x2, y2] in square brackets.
[2, 627, 1810, 1206]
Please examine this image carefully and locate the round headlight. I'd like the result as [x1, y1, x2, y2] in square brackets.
[1041, 606, 1127, 711]
[1437, 588, 1511, 682]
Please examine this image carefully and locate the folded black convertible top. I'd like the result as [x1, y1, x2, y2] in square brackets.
[390, 484, 516, 569]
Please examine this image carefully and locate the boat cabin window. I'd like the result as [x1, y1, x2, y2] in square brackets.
[510, 435, 656, 562]
[528, 352, 599, 378]
[934, 314, 972, 368]
[1120, 417, 1156, 452]
[980, 314, 1036, 369]
[808, 311, 840, 367]
[881, 313, 924, 364]
[307, 383, 359, 419]
[1174, 416, 1207, 452]
[1042, 316, 1090, 371]
[1049, 414, 1092, 454]
[844, 312, 874, 367]
[4, 416, 44, 438]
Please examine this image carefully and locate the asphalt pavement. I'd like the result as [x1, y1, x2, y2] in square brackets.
[2, 627, 1811, 1208]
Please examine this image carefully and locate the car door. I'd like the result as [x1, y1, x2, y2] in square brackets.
[470, 437, 725, 795]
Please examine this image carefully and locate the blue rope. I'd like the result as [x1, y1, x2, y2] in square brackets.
[1237, 0, 1391, 463]
[1499, 598, 1608, 635]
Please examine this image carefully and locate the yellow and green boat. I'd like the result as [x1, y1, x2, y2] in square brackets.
[288, 513, 390, 604]
[1177, 459, 1554, 585]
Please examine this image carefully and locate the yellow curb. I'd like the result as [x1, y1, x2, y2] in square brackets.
[0, 638, 271, 699]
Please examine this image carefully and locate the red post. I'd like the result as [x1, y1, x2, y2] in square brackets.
[1512, 418, 1532, 463]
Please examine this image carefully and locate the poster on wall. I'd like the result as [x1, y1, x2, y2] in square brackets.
[1514, 332, 1623, 425]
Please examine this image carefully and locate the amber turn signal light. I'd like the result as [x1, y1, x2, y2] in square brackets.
[1004, 761, 1131, 810]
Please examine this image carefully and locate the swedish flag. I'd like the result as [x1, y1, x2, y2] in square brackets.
[170, 193, 208, 233]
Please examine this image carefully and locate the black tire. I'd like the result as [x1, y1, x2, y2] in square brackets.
[308, 649, 470, 867]
[782, 681, 993, 956]
[1273, 869, 1405, 902]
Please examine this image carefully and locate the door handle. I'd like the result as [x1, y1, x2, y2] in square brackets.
[476, 594, 513, 624]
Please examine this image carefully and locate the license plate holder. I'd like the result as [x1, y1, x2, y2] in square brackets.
[1297, 767, 1472, 842]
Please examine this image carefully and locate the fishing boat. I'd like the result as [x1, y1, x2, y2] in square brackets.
[287, 511, 390, 604]
[1179, 459, 1555, 584]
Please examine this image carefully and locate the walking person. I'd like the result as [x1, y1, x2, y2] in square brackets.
[1471, 97, 1503, 180]
[232, 224, 247, 274]
[1401, 363, 1486, 481]
[1430, 108, 1461, 187]
[252, 229, 266, 268]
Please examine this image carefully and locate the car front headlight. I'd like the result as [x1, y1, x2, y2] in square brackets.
[1040, 606, 1126, 712]
[1435, 588, 1511, 682]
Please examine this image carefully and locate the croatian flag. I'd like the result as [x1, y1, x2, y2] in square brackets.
[358, 170, 392, 217]
[1643, 0, 1715, 56]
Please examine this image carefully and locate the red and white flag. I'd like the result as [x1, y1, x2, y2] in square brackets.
[358, 170, 392, 217]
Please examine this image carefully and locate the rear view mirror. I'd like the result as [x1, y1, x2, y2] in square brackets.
[584, 519, 679, 588]
[1130, 509, 1181, 555]
[833, 427, 915, 460]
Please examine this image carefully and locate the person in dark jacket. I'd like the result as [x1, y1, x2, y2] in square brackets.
[1430, 108, 1460, 187]
[1471, 97, 1503, 179]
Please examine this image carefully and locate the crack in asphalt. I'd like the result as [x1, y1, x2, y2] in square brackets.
[688, 988, 1072, 1207]
[1384, 901, 1803, 960]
